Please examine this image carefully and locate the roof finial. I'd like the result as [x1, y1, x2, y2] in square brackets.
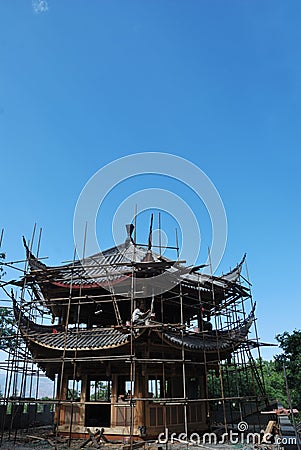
[148, 214, 153, 251]
[143, 214, 155, 262]
[125, 224, 134, 246]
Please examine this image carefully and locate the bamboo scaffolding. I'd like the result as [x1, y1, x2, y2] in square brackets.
[0, 225, 268, 448]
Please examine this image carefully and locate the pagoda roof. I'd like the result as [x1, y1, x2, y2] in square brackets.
[23, 236, 247, 293]
[14, 300, 254, 354]
[161, 307, 254, 352]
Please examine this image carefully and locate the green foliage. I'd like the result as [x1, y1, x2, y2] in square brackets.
[208, 362, 265, 400]
[260, 360, 287, 407]
[207, 358, 289, 408]
[0, 307, 16, 350]
[90, 380, 111, 401]
[207, 330, 301, 411]
[67, 388, 81, 401]
[0, 252, 16, 351]
[275, 330, 301, 410]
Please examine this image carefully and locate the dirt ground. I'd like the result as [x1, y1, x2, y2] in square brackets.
[0, 428, 280, 450]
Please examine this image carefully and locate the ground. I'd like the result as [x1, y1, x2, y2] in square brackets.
[0, 428, 283, 450]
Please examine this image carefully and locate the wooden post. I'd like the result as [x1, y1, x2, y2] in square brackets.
[134, 370, 146, 432]
[111, 374, 118, 428]
[79, 374, 87, 427]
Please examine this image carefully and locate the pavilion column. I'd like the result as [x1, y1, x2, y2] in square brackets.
[79, 374, 87, 427]
[199, 372, 207, 429]
[110, 374, 118, 428]
[134, 368, 146, 431]
[53, 376, 60, 426]
[54, 373, 68, 426]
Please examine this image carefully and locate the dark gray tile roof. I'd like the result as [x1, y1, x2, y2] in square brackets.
[27, 327, 131, 350]
[161, 308, 254, 352]
[26, 239, 246, 291]
[162, 322, 251, 351]
[14, 299, 131, 350]
[14, 300, 254, 353]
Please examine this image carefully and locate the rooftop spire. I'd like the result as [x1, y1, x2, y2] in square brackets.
[125, 224, 134, 246]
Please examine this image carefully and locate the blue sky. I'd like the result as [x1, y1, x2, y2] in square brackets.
[0, 1, 300, 359]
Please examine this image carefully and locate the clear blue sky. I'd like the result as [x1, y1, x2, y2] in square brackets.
[0, 1, 300, 359]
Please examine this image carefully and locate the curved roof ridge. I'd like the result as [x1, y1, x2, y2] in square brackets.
[221, 253, 246, 281]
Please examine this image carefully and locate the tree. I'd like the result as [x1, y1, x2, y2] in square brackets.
[207, 360, 267, 403]
[207, 359, 289, 408]
[260, 360, 287, 407]
[274, 330, 301, 410]
[0, 252, 16, 351]
[0, 307, 16, 350]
